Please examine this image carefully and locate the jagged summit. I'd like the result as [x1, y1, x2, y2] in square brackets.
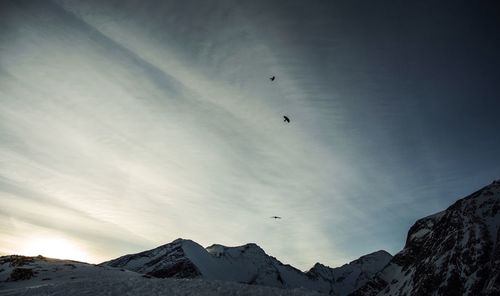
[310, 250, 391, 273]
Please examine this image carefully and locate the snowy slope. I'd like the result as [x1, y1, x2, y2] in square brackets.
[0, 255, 143, 293]
[0, 255, 325, 296]
[351, 180, 500, 296]
[102, 239, 391, 295]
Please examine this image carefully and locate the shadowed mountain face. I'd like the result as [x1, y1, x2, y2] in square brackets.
[101, 239, 392, 295]
[351, 180, 500, 296]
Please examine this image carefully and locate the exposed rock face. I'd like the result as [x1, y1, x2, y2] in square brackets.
[351, 180, 500, 296]
[101, 239, 392, 295]
[101, 239, 202, 279]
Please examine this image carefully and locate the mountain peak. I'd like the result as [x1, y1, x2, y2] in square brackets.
[205, 242, 266, 257]
[101, 238, 205, 279]
[311, 262, 327, 269]
[307, 250, 392, 296]
[167, 238, 195, 245]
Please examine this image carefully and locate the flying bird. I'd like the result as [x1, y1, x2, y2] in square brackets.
[270, 216, 282, 219]
[283, 116, 290, 123]
[270, 76, 276, 81]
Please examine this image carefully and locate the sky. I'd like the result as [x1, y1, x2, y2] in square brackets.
[1, 0, 500, 270]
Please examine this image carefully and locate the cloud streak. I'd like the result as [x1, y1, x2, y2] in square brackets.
[1, 0, 500, 269]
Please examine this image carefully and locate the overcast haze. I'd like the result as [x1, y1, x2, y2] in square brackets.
[1, 0, 500, 270]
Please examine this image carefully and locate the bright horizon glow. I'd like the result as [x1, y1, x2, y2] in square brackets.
[18, 237, 91, 263]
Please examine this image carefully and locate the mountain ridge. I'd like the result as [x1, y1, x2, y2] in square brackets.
[101, 238, 392, 295]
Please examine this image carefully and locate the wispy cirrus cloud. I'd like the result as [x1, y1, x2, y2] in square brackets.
[1, 0, 499, 269]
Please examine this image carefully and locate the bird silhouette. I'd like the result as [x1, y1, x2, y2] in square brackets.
[270, 76, 275, 81]
[271, 216, 282, 219]
[283, 116, 290, 123]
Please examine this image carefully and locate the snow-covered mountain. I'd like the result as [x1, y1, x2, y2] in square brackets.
[0, 255, 325, 296]
[307, 250, 392, 296]
[101, 239, 391, 295]
[351, 180, 500, 296]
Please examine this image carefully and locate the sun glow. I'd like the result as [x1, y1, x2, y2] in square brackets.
[19, 237, 90, 262]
